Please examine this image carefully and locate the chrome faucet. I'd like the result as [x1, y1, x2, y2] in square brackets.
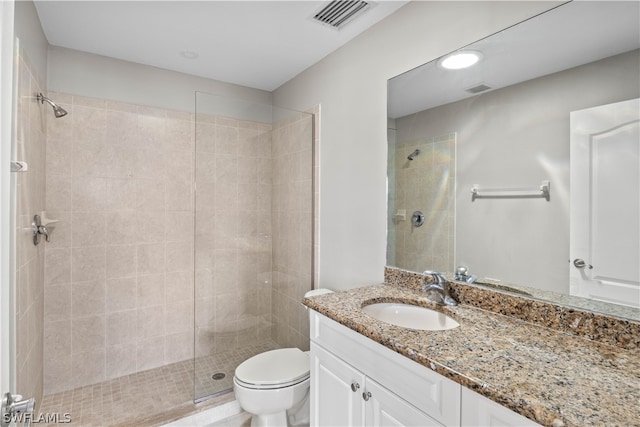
[454, 265, 477, 284]
[421, 270, 458, 306]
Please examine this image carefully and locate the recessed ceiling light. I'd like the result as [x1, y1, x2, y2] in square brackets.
[180, 50, 199, 60]
[439, 50, 482, 70]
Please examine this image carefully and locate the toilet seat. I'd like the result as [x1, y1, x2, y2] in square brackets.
[235, 348, 310, 390]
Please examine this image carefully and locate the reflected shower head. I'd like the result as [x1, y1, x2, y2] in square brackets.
[407, 149, 420, 161]
[36, 93, 68, 118]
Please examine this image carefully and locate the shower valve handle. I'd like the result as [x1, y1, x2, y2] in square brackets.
[31, 215, 50, 245]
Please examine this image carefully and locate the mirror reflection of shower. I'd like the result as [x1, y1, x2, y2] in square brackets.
[36, 93, 68, 118]
[407, 149, 420, 160]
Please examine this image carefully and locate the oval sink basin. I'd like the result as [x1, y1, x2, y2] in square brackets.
[362, 303, 460, 331]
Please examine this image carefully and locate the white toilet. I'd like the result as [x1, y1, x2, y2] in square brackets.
[234, 348, 310, 427]
[234, 289, 333, 427]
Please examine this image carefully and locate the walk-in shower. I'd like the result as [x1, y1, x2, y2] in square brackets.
[19, 89, 315, 425]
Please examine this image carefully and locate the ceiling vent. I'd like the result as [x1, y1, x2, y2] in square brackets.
[313, 1, 371, 30]
[465, 84, 492, 94]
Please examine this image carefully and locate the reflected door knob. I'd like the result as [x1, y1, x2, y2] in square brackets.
[573, 259, 593, 269]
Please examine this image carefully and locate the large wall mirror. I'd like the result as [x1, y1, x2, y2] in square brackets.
[387, 1, 639, 321]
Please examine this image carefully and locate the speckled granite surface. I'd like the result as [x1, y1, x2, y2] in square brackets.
[303, 283, 640, 427]
[385, 267, 640, 350]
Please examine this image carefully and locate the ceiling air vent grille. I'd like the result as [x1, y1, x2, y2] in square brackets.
[313, 1, 371, 29]
[465, 84, 492, 94]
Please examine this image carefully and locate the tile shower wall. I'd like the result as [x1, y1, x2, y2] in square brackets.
[271, 111, 314, 350]
[15, 48, 46, 412]
[43, 93, 195, 394]
[193, 108, 314, 358]
[392, 133, 456, 273]
[194, 114, 275, 358]
[43, 92, 315, 395]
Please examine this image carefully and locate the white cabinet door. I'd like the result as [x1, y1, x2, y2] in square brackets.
[365, 378, 443, 427]
[311, 342, 365, 427]
[461, 387, 541, 427]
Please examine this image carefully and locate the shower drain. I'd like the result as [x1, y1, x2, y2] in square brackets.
[211, 373, 226, 381]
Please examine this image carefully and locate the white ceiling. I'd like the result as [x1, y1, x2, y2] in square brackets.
[388, 1, 640, 119]
[34, 0, 407, 91]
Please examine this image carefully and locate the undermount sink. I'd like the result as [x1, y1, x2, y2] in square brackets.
[362, 303, 460, 331]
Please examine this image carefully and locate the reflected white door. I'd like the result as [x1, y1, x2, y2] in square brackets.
[570, 98, 640, 307]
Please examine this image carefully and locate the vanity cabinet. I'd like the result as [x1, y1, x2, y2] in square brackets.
[309, 310, 541, 427]
[310, 310, 460, 426]
[311, 343, 441, 426]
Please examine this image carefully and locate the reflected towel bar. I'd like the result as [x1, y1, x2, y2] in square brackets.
[471, 180, 550, 201]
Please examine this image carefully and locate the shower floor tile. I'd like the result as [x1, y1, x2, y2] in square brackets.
[38, 339, 280, 426]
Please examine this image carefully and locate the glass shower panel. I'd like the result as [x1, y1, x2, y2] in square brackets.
[193, 92, 313, 402]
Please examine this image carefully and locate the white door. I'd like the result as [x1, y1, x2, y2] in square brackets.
[0, 0, 15, 400]
[365, 378, 442, 427]
[310, 342, 365, 427]
[570, 98, 640, 307]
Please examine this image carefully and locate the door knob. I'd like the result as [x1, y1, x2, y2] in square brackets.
[573, 259, 593, 269]
[350, 382, 360, 392]
[362, 391, 372, 401]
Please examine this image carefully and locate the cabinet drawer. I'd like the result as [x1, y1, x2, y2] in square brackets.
[310, 311, 461, 426]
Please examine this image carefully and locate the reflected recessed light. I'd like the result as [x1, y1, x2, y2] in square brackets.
[439, 50, 482, 70]
[180, 50, 199, 60]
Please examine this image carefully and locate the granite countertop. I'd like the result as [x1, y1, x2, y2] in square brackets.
[303, 283, 640, 427]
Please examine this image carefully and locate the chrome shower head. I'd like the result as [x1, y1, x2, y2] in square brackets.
[36, 93, 68, 118]
[407, 149, 420, 161]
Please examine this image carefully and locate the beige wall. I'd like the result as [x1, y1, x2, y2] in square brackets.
[47, 46, 272, 115]
[271, 110, 314, 351]
[14, 0, 47, 85]
[13, 0, 49, 412]
[14, 48, 46, 412]
[273, 1, 561, 291]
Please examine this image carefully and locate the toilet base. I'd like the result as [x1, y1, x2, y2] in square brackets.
[250, 411, 288, 427]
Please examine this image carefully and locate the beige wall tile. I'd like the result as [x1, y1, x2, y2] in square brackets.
[164, 331, 193, 364]
[71, 246, 106, 282]
[137, 274, 165, 308]
[44, 248, 71, 286]
[106, 310, 137, 346]
[136, 336, 164, 371]
[137, 305, 164, 339]
[44, 284, 71, 322]
[137, 243, 165, 275]
[71, 348, 105, 387]
[43, 93, 315, 395]
[71, 280, 105, 318]
[106, 244, 137, 279]
[106, 344, 137, 379]
[71, 315, 105, 353]
[106, 277, 137, 311]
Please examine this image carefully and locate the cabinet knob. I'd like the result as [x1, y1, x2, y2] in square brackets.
[350, 382, 360, 392]
[362, 391, 372, 401]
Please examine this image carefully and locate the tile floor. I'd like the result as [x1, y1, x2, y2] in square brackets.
[38, 340, 280, 426]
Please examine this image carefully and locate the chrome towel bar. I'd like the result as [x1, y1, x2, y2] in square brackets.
[471, 180, 550, 201]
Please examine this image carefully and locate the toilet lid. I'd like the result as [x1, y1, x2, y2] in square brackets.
[235, 348, 309, 387]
